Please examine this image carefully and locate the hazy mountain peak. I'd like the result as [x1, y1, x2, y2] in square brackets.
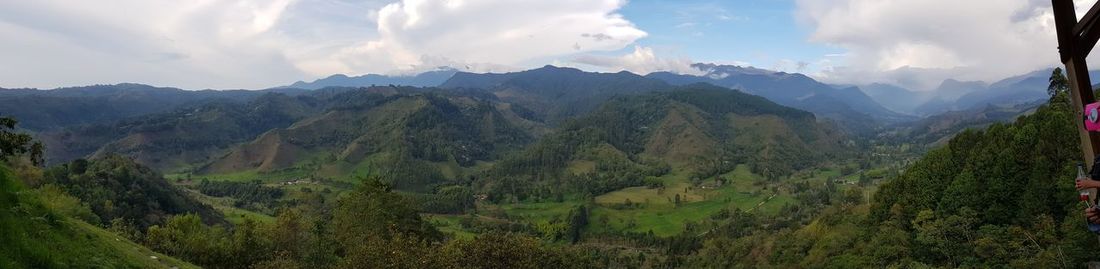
[283, 69, 459, 89]
[936, 78, 987, 91]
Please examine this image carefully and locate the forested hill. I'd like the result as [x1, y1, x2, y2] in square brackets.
[39, 92, 321, 170]
[39, 156, 225, 229]
[480, 84, 850, 201]
[202, 90, 541, 191]
[0, 162, 198, 268]
[682, 82, 1098, 267]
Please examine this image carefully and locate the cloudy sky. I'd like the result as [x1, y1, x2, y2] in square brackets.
[0, 0, 1095, 90]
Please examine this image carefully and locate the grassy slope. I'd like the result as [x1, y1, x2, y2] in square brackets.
[0, 165, 196, 269]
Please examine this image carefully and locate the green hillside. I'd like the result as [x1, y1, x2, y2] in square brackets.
[0, 164, 197, 269]
[480, 85, 850, 201]
[38, 156, 225, 229]
[201, 91, 541, 191]
[681, 82, 1097, 267]
[41, 93, 319, 171]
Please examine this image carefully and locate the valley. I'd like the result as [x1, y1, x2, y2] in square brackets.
[6, 1, 1097, 267]
[0, 65, 1081, 268]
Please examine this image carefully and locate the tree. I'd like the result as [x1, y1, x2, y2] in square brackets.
[0, 116, 43, 166]
[1048, 67, 1070, 105]
[565, 205, 588, 243]
[332, 178, 440, 247]
[441, 232, 594, 268]
[271, 209, 309, 259]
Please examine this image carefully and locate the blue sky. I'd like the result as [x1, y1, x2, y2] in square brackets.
[618, 0, 843, 73]
[0, 0, 1083, 90]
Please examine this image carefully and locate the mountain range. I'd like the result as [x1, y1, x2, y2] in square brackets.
[0, 84, 307, 131]
[283, 68, 459, 90]
[14, 67, 857, 197]
[865, 68, 1100, 116]
[278, 64, 952, 129]
[10, 64, 1073, 182]
[646, 64, 913, 134]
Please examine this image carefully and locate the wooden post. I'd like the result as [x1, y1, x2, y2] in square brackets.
[1053, 0, 1100, 166]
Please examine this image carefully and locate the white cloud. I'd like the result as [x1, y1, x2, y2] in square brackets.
[0, 0, 645, 89]
[571, 46, 704, 75]
[303, 0, 647, 77]
[796, 0, 1099, 90]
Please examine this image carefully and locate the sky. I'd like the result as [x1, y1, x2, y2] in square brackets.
[0, 0, 1096, 90]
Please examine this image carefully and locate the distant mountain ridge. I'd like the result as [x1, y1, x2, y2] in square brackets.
[891, 100, 1041, 146]
[284, 68, 458, 89]
[0, 83, 307, 131]
[868, 68, 1100, 116]
[646, 63, 913, 133]
[441, 65, 670, 123]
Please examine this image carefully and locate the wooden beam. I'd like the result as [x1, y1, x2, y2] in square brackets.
[1065, 56, 1100, 166]
[1056, 0, 1078, 62]
[1054, 0, 1100, 166]
[1078, 1, 1100, 55]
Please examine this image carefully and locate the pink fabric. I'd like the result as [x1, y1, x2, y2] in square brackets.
[1086, 102, 1100, 131]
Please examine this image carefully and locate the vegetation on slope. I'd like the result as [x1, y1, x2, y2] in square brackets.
[202, 91, 539, 191]
[35, 156, 225, 229]
[0, 116, 196, 268]
[41, 93, 319, 170]
[480, 85, 849, 201]
[678, 69, 1098, 268]
[0, 164, 198, 269]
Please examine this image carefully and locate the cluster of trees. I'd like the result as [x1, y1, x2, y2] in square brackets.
[414, 185, 476, 214]
[34, 156, 223, 229]
[197, 179, 284, 214]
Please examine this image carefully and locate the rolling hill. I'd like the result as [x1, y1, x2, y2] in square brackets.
[201, 90, 542, 191]
[480, 84, 850, 200]
[39, 93, 321, 170]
